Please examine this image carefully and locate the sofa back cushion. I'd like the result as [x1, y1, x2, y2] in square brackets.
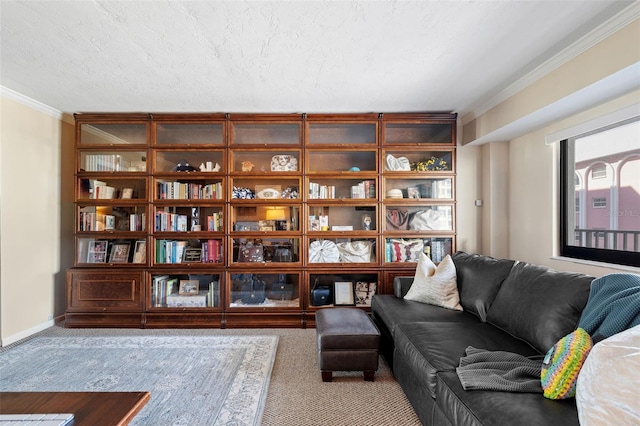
[452, 251, 516, 322]
[486, 262, 593, 354]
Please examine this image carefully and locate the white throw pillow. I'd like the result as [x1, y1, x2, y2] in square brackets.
[404, 253, 463, 311]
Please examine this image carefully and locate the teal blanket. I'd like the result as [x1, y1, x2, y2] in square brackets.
[578, 273, 640, 343]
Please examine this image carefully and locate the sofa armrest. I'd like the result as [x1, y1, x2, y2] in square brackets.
[393, 276, 413, 298]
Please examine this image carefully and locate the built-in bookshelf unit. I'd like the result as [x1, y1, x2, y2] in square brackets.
[66, 112, 457, 328]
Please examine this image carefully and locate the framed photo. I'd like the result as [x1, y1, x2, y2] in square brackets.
[179, 280, 199, 296]
[182, 247, 202, 263]
[120, 188, 134, 199]
[333, 281, 355, 306]
[87, 240, 108, 263]
[407, 187, 420, 199]
[132, 240, 146, 263]
[109, 242, 131, 263]
[104, 215, 116, 230]
[235, 221, 260, 231]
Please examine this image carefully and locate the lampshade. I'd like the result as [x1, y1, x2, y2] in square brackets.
[265, 208, 286, 221]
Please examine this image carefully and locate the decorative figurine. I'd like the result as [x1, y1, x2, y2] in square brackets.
[362, 214, 372, 230]
[241, 161, 254, 172]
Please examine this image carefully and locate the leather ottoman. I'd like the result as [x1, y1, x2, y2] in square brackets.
[315, 308, 380, 382]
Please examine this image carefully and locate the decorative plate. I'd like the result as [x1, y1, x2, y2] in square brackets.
[256, 187, 281, 199]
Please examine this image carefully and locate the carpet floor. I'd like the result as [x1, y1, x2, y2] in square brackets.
[2, 326, 421, 425]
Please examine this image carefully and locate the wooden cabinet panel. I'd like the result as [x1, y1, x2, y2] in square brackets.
[67, 270, 143, 311]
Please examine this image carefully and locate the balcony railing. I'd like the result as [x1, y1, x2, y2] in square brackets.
[574, 228, 640, 252]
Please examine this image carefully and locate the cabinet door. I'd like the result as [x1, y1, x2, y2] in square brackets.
[148, 272, 222, 309]
[383, 120, 455, 145]
[79, 122, 147, 146]
[307, 272, 380, 310]
[227, 271, 301, 309]
[67, 270, 144, 311]
[155, 122, 224, 146]
[307, 121, 377, 145]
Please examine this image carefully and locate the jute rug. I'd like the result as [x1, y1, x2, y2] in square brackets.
[0, 334, 278, 426]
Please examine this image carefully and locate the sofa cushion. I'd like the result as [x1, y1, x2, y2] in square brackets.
[452, 251, 516, 321]
[393, 321, 539, 398]
[404, 254, 462, 311]
[371, 294, 475, 339]
[486, 262, 593, 354]
[435, 371, 579, 426]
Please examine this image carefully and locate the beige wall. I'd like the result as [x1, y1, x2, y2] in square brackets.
[0, 96, 74, 345]
[463, 19, 640, 144]
[465, 17, 639, 277]
[508, 90, 639, 276]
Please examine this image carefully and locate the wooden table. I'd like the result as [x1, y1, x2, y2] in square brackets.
[0, 392, 150, 426]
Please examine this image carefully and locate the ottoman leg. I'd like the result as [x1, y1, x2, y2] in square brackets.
[364, 371, 375, 382]
[321, 371, 333, 382]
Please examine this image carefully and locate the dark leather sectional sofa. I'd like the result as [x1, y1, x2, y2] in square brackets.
[371, 251, 594, 425]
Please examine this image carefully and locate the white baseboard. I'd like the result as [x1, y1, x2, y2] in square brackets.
[1, 319, 55, 347]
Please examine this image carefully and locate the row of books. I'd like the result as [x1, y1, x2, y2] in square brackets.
[89, 180, 117, 199]
[155, 211, 223, 232]
[207, 213, 223, 231]
[425, 239, 451, 263]
[351, 180, 376, 199]
[155, 239, 223, 264]
[308, 180, 376, 199]
[79, 212, 145, 231]
[308, 183, 336, 199]
[84, 154, 146, 172]
[157, 181, 223, 200]
[84, 154, 122, 172]
[155, 211, 188, 232]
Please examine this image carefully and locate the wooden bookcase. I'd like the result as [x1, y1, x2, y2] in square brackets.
[66, 112, 457, 328]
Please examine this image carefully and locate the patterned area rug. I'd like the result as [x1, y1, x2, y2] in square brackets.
[0, 335, 278, 425]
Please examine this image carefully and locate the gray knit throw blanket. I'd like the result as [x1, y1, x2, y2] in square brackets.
[456, 346, 543, 393]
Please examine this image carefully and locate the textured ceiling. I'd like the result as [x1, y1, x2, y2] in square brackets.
[0, 1, 635, 117]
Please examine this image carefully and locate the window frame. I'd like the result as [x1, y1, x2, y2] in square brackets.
[559, 117, 640, 268]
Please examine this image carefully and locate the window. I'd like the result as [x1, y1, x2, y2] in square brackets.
[592, 197, 607, 208]
[560, 116, 640, 267]
[591, 164, 607, 179]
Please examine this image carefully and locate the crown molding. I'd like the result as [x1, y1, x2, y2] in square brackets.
[0, 85, 73, 124]
[462, 3, 640, 126]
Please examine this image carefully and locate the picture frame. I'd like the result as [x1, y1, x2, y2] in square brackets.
[132, 240, 146, 263]
[235, 221, 260, 231]
[86, 240, 108, 263]
[333, 281, 355, 306]
[179, 279, 199, 296]
[182, 247, 202, 263]
[407, 187, 421, 199]
[104, 215, 116, 230]
[109, 242, 131, 263]
[120, 187, 134, 199]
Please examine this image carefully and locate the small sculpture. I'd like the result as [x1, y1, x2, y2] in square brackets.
[212, 162, 221, 172]
[173, 160, 198, 172]
[241, 161, 255, 172]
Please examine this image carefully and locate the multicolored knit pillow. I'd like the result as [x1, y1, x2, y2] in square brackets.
[541, 328, 593, 399]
